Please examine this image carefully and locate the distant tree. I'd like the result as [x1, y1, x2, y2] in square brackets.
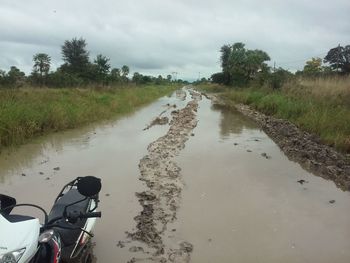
[225, 43, 246, 85]
[220, 44, 232, 84]
[254, 63, 271, 87]
[270, 68, 293, 89]
[321, 65, 334, 75]
[7, 66, 25, 87]
[121, 65, 129, 82]
[132, 72, 142, 83]
[93, 54, 110, 84]
[132, 72, 153, 84]
[0, 69, 6, 86]
[109, 68, 121, 83]
[94, 54, 110, 74]
[219, 42, 270, 86]
[155, 75, 163, 85]
[303, 57, 322, 76]
[32, 53, 51, 86]
[324, 45, 350, 74]
[245, 49, 270, 79]
[220, 44, 231, 71]
[121, 65, 129, 77]
[166, 74, 172, 82]
[141, 75, 152, 84]
[211, 72, 226, 84]
[46, 69, 83, 88]
[61, 37, 90, 76]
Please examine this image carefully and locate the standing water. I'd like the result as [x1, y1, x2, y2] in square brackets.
[0, 88, 349, 262]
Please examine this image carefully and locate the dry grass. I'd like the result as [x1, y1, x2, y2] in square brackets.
[283, 76, 350, 106]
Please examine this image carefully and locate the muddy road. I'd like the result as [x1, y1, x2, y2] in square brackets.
[0, 88, 350, 263]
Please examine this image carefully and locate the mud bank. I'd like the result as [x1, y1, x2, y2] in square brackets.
[205, 93, 350, 191]
[124, 89, 201, 262]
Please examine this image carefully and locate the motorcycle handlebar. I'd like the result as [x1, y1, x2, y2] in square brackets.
[79, 211, 102, 218]
[46, 211, 101, 226]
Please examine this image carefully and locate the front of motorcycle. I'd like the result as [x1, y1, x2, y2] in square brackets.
[0, 176, 102, 263]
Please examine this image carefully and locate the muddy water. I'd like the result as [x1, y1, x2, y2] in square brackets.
[0, 89, 350, 262]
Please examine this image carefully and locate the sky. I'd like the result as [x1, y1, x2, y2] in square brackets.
[0, 0, 349, 81]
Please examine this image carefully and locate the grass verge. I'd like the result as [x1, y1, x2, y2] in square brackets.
[0, 85, 177, 149]
[197, 83, 350, 153]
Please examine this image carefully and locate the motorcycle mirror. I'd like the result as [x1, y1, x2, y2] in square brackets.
[0, 194, 16, 215]
[77, 176, 102, 197]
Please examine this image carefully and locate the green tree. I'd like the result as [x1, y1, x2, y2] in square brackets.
[0, 69, 6, 86]
[121, 65, 129, 77]
[110, 68, 121, 83]
[219, 42, 270, 86]
[132, 72, 142, 83]
[220, 44, 232, 84]
[303, 57, 322, 75]
[46, 70, 83, 87]
[270, 68, 293, 89]
[155, 75, 163, 85]
[93, 54, 110, 84]
[245, 49, 270, 79]
[324, 45, 350, 74]
[121, 65, 130, 82]
[132, 72, 152, 84]
[32, 53, 51, 85]
[166, 74, 172, 82]
[211, 72, 226, 84]
[7, 66, 25, 87]
[61, 37, 90, 76]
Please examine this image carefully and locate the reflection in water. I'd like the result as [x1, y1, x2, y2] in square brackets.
[211, 104, 256, 138]
[0, 124, 97, 180]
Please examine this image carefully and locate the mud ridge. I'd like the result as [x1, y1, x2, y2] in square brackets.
[125, 89, 202, 262]
[205, 93, 350, 191]
[143, 116, 169, 131]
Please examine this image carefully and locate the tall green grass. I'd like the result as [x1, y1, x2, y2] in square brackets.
[197, 80, 350, 153]
[0, 85, 176, 148]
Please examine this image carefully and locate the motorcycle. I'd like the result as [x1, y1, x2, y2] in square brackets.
[0, 176, 102, 263]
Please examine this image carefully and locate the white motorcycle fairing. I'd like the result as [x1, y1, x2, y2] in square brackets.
[0, 214, 40, 263]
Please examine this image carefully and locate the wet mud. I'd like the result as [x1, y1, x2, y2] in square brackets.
[205, 93, 350, 191]
[124, 89, 202, 262]
[143, 116, 169, 131]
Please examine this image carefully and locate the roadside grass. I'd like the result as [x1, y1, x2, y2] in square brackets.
[0, 85, 177, 149]
[197, 79, 350, 153]
[286, 76, 350, 106]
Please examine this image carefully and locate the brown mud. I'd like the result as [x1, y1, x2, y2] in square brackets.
[143, 102, 181, 131]
[143, 116, 169, 131]
[123, 89, 202, 262]
[205, 93, 350, 191]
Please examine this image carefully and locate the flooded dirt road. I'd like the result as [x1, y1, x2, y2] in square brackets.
[0, 88, 350, 262]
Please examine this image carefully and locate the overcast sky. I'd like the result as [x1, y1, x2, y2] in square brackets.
[1, 0, 349, 80]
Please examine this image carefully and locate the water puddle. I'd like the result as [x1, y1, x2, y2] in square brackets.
[0, 88, 349, 262]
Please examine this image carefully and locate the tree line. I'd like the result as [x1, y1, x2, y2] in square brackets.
[0, 37, 187, 88]
[211, 42, 350, 89]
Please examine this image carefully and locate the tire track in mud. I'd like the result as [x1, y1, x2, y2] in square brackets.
[124, 89, 202, 263]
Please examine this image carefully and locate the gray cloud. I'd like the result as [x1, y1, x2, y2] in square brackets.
[0, 0, 349, 80]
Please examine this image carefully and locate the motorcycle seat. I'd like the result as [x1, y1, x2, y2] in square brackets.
[2, 214, 35, 223]
[48, 189, 90, 246]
